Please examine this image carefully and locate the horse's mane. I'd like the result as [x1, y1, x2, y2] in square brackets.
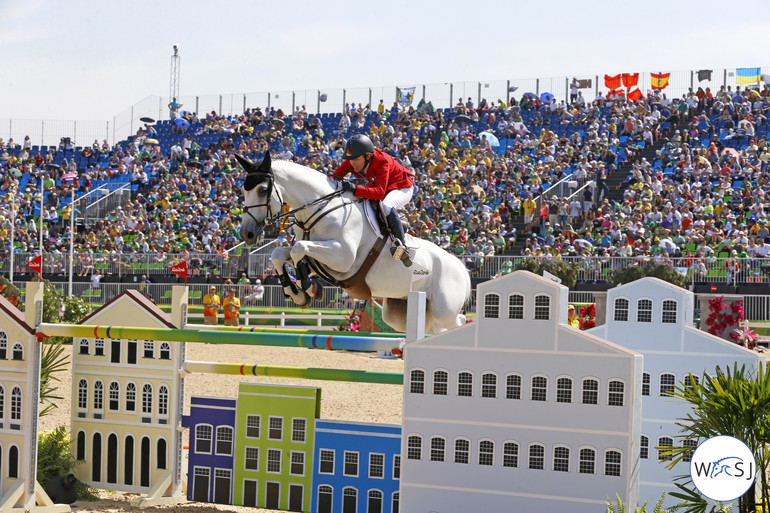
[271, 159, 337, 195]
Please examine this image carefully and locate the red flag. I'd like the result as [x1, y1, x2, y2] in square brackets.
[710, 284, 717, 293]
[621, 73, 639, 89]
[604, 74, 622, 91]
[170, 261, 188, 282]
[627, 89, 644, 101]
[27, 255, 42, 274]
[651, 72, 670, 90]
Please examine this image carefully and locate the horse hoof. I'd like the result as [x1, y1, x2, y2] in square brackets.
[310, 283, 324, 302]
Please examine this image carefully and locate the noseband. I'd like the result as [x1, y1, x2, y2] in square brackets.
[243, 171, 281, 229]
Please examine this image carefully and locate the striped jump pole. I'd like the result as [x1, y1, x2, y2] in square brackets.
[37, 323, 404, 353]
[184, 360, 403, 385]
[189, 324, 405, 339]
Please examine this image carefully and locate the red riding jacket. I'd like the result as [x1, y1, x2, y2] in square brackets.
[333, 149, 414, 200]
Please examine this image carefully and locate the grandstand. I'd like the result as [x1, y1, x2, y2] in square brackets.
[1, 68, 769, 304]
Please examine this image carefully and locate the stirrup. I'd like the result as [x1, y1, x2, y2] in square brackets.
[390, 243, 412, 267]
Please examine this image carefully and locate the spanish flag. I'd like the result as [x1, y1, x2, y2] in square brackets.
[736, 67, 761, 84]
[651, 72, 670, 90]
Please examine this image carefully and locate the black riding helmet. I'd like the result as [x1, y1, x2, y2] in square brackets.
[343, 134, 375, 160]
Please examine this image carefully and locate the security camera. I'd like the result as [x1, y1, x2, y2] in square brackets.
[173, 44, 179, 55]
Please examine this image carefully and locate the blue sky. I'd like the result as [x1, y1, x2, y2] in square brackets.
[1, 0, 768, 121]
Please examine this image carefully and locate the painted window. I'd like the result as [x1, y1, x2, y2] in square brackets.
[125, 382, 137, 411]
[407, 436, 422, 460]
[528, 444, 545, 470]
[430, 437, 445, 462]
[662, 299, 678, 323]
[367, 490, 383, 513]
[216, 426, 233, 456]
[109, 381, 120, 411]
[393, 455, 401, 479]
[454, 439, 469, 464]
[195, 424, 212, 454]
[556, 377, 573, 403]
[409, 369, 425, 394]
[579, 448, 596, 474]
[613, 298, 629, 321]
[508, 294, 524, 319]
[10, 386, 21, 421]
[268, 417, 283, 440]
[369, 453, 384, 478]
[503, 442, 519, 467]
[553, 446, 570, 472]
[318, 485, 333, 513]
[93, 380, 104, 410]
[479, 440, 494, 466]
[267, 448, 281, 473]
[94, 338, 105, 356]
[481, 372, 497, 398]
[292, 418, 306, 443]
[660, 373, 676, 397]
[658, 437, 673, 461]
[79, 338, 90, 355]
[77, 379, 88, 410]
[141, 383, 153, 414]
[640, 436, 649, 459]
[637, 299, 653, 322]
[534, 294, 551, 320]
[531, 376, 547, 401]
[143, 341, 154, 358]
[0, 385, 4, 421]
[682, 440, 697, 463]
[608, 380, 624, 406]
[506, 374, 522, 399]
[484, 293, 500, 318]
[159, 342, 171, 360]
[245, 447, 259, 470]
[12, 343, 22, 360]
[684, 374, 699, 392]
[342, 488, 357, 513]
[344, 451, 359, 476]
[642, 372, 650, 396]
[290, 451, 305, 476]
[458, 372, 473, 397]
[0, 330, 6, 358]
[319, 449, 334, 474]
[433, 370, 448, 395]
[392, 492, 399, 513]
[246, 415, 260, 438]
[158, 385, 169, 416]
[605, 450, 622, 476]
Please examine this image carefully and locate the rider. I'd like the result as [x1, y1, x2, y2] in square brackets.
[333, 134, 415, 267]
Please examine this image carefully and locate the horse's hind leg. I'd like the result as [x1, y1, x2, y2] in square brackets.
[382, 298, 408, 333]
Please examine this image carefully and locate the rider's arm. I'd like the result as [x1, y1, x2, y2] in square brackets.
[332, 160, 353, 180]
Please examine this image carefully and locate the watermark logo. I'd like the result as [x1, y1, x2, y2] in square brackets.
[690, 435, 755, 502]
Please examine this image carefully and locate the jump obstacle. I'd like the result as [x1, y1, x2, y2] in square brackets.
[0, 285, 422, 511]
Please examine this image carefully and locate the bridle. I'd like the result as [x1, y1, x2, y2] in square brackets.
[242, 168, 349, 233]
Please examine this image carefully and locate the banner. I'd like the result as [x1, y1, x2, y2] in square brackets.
[397, 87, 416, 108]
[27, 255, 42, 274]
[697, 69, 713, 82]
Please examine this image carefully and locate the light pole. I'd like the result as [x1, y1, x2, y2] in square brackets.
[67, 185, 75, 296]
[9, 185, 16, 282]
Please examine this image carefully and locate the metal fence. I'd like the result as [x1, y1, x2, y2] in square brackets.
[1, 67, 764, 148]
[4, 253, 770, 288]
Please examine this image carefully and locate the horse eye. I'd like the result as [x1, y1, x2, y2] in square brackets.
[257, 183, 269, 194]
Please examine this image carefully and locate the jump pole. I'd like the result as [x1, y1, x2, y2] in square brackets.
[37, 323, 404, 353]
[184, 360, 403, 385]
[188, 324, 405, 339]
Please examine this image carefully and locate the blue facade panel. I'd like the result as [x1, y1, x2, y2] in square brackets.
[182, 396, 237, 503]
[311, 420, 401, 513]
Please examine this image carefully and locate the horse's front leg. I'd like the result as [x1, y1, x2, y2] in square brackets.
[270, 246, 311, 308]
[291, 240, 355, 302]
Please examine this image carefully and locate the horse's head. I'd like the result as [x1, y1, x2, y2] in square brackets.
[237, 152, 280, 245]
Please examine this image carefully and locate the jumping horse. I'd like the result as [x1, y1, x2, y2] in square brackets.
[237, 153, 470, 334]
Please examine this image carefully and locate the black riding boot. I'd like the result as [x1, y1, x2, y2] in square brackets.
[386, 210, 412, 267]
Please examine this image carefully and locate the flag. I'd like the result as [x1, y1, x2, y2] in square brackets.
[651, 72, 670, 90]
[576, 78, 592, 89]
[170, 261, 188, 283]
[697, 69, 712, 82]
[627, 89, 644, 101]
[604, 74, 622, 91]
[736, 68, 761, 84]
[710, 284, 717, 293]
[27, 255, 42, 274]
[621, 73, 639, 89]
[397, 86, 416, 108]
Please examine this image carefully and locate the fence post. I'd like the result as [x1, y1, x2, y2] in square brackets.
[317, 312, 323, 327]
[267, 92, 271, 109]
[195, 96, 199, 115]
[565, 77, 569, 103]
[369, 88, 372, 108]
[292, 92, 295, 114]
[342, 89, 346, 110]
[449, 83, 453, 108]
[243, 94, 247, 113]
[477, 82, 481, 104]
[536, 78, 540, 96]
[244, 311, 249, 326]
[280, 311, 285, 327]
[595, 75, 599, 97]
[219, 95, 222, 115]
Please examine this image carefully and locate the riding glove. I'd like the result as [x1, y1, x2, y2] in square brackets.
[341, 181, 357, 194]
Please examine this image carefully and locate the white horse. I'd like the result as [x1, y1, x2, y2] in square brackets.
[237, 153, 470, 334]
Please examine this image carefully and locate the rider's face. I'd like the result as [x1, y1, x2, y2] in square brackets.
[349, 154, 367, 173]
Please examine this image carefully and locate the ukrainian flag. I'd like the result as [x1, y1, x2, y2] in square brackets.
[736, 67, 761, 84]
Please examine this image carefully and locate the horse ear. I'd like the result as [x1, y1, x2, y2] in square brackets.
[234, 154, 256, 173]
[259, 151, 272, 174]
